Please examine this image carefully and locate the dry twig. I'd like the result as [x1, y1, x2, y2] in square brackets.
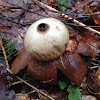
[0, 40, 10, 69]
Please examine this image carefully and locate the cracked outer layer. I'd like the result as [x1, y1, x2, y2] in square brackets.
[11, 48, 86, 86]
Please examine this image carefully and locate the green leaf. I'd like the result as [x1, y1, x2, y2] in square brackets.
[58, 1, 65, 6]
[67, 85, 81, 100]
[68, 89, 81, 100]
[67, 85, 74, 92]
[58, 80, 68, 89]
[64, 1, 71, 8]
[61, 6, 66, 12]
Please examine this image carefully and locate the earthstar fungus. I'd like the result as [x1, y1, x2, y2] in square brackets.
[11, 18, 86, 86]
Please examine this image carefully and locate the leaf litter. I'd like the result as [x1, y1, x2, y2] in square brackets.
[0, 0, 100, 100]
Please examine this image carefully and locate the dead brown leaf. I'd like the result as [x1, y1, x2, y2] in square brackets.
[37, 89, 66, 100]
[0, 65, 15, 100]
[82, 95, 97, 100]
[95, 65, 100, 84]
[14, 93, 30, 100]
[77, 41, 93, 56]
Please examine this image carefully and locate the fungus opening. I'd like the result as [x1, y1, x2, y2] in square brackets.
[37, 23, 49, 32]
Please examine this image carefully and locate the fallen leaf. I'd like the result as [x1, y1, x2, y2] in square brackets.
[79, 29, 100, 56]
[0, 65, 15, 100]
[95, 65, 100, 84]
[77, 41, 93, 56]
[38, 89, 66, 100]
[14, 93, 30, 100]
[82, 95, 97, 100]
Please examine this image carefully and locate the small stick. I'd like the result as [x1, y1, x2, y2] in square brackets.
[90, 66, 98, 69]
[87, 85, 100, 94]
[34, 0, 100, 35]
[0, 40, 10, 69]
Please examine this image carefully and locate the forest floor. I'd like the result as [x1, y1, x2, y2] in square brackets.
[0, 0, 100, 100]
